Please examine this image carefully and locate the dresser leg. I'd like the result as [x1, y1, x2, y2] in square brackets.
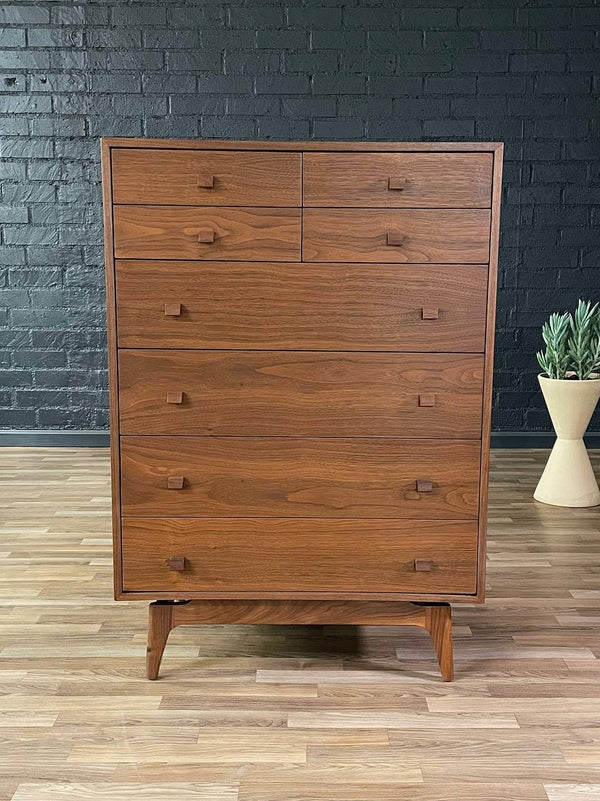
[146, 601, 174, 680]
[143, 599, 454, 682]
[423, 603, 453, 681]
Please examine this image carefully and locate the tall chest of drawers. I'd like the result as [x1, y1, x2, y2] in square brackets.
[102, 139, 503, 681]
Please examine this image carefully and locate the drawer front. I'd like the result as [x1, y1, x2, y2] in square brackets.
[121, 518, 478, 594]
[113, 205, 301, 261]
[116, 261, 488, 352]
[118, 350, 484, 438]
[303, 209, 491, 263]
[112, 148, 302, 207]
[120, 436, 480, 519]
[304, 152, 493, 208]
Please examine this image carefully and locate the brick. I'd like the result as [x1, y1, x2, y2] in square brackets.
[425, 76, 476, 94]
[90, 74, 142, 94]
[478, 76, 527, 95]
[425, 31, 479, 50]
[256, 117, 310, 139]
[287, 7, 342, 28]
[0, 28, 26, 47]
[0, 50, 50, 69]
[368, 77, 422, 95]
[343, 7, 400, 29]
[0, 96, 51, 114]
[27, 28, 84, 47]
[0, 409, 36, 427]
[312, 75, 366, 94]
[0, 207, 28, 223]
[310, 30, 366, 50]
[281, 97, 336, 117]
[111, 6, 167, 26]
[0, 116, 28, 134]
[256, 30, 309, 49]
[227, 96, 279, 116]
[368, 30, 422, 52]
[13, 350, 66, 368]
[230, 7, 283, 28]
[537, 74, 591, 94]
[0, 6, 49, 23]
[29, 74, 86, 93]
[255, 75, 310, 94]
[510, 53, 567, 73]
[423, 119, 475, 137]
[313, 118, 365, 138]
[85, 29, 142, 48]
[459, 9, 515, 27]
[402, 8, 458, 28]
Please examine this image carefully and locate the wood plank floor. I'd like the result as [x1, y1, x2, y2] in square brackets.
[0, 447, 599, 801]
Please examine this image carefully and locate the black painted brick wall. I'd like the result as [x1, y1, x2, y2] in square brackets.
[0, 0, 599, 432]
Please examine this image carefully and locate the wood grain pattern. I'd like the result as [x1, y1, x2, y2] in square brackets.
[115, 261, 488, 352]
[303, 152, 493, 208]
[112, 149, 302, 207]
[122, 520, 478, 594]
[120, 436, 480, 519]
[303, 208, 491, 263]
[1, 446, 599, 800]
[476, 143, 504, 604]
[100, 139, 123, 601]
[145, 600, 455, 680]
[117, 350, 484, 438]
[113, 206, 301, 261]
[103, 138, 506, 152]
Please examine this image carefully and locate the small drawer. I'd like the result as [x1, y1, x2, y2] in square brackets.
[113, 205, 301, 261]
[303, 208, 491, 263]
[120, 436, 481, 519]
[115, 261, 488, 352]
[303, 152, 493, 208]
[112, 148, 301, 207]
[121, 518, 479, 595]
[118, 350, 484, 438]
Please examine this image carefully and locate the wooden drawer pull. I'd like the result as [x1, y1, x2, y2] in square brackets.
[414, 559, 432, 572]
[421, 307, 439, 320]
[168, 556, 186, 572]
[166, 391, 183, 405]
[388, 177, 406, 191]
[197, 230, 215, 244]
[418, 393, 436, 407]
[416, 478, 433, 493]
[164, 303, 182, 317]
[196, 174, 215, 188]
[167, 475, 185, 490]
[386, 232, 405, 247]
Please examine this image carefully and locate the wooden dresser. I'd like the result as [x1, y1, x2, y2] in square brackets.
[102, 139, 503, 681]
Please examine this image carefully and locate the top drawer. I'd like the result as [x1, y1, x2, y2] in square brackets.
[303, 152, 492, 208]
[111, 149, 302, 207]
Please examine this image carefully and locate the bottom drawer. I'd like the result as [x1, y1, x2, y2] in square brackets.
[121, 518, 478, 595]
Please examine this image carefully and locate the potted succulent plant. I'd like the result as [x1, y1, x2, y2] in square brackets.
[534, 299, 600, 507]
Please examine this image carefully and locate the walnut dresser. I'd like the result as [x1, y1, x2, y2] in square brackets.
[102, 139, 503, 681]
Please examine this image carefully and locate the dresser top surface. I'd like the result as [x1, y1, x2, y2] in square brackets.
[102, 137, 503, 154]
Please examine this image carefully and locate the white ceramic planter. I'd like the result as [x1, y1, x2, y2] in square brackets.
[534, 374, 600, 507]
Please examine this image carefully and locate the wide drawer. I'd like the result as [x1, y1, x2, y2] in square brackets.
[118, 350, 484, 438]
[303, 209, 491, 263]
[112, 148, 301, 207]
[303, 152, 492, 208]
[120, 437, 480, 519]
[115, 261, 488, 352]
[113, 205, 301, 261]
[121, 518, 478, 595]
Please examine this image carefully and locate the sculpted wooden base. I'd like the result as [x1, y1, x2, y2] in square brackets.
[146, 599, 453, 682]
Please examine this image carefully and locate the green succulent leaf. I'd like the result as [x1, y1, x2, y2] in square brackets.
[538, 299, 600, 380]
